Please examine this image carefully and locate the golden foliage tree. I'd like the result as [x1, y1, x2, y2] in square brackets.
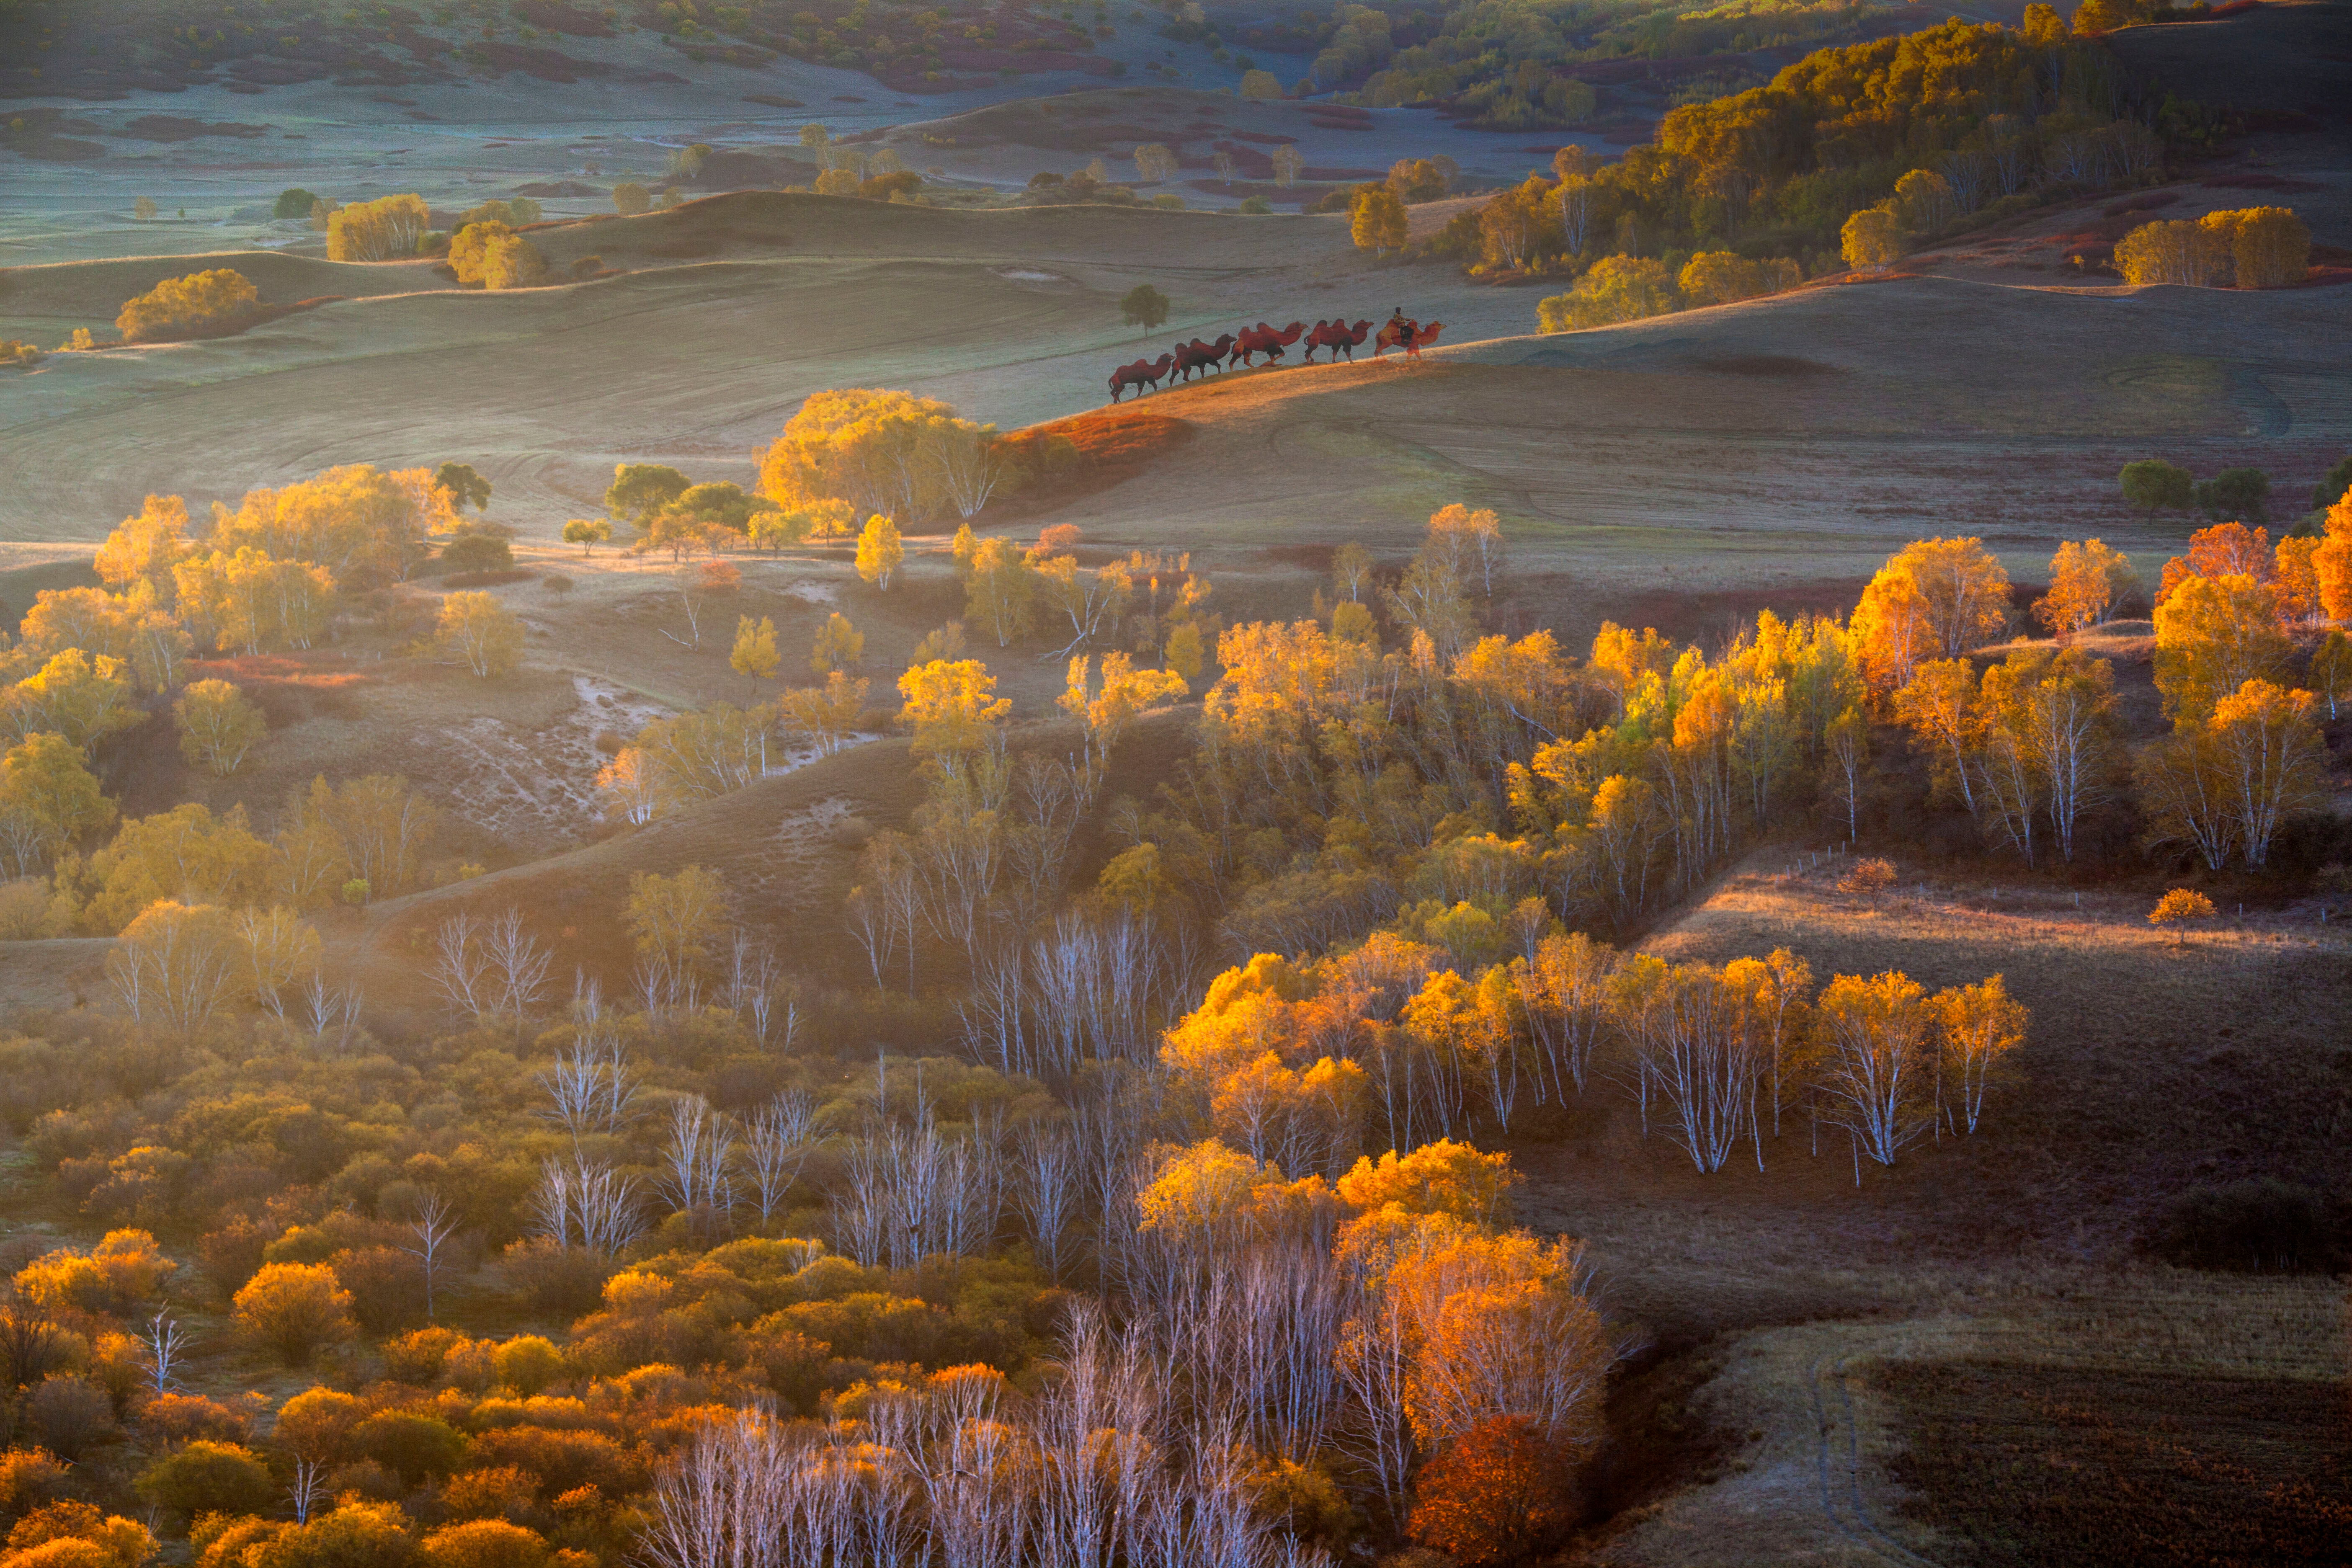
[433, 592, 525, 679]
[1677, 250, 1802, 307]
[729, 615, 779, 690]
[2198, 205, 2310, 289]
[1840, 204, 1902, 269]
[2115, 218, 2224, 286]
[20, 587, 191, 696]
[897, 659, 1011, 763]
[1537, 255, 1676, 331]
[450, 221, 547, 291]
[1851, 537, 2008, 691]
[810, 611, 863, 676]
[854, 514, 903, 591]
[105, 901, 242, 1037]
[1930, 974, 2025, 1135]
[2035, 538, 2137, 636]
[625, 864, 729, 978]
[1350, 187, 1408, 254]
[94, 495, 194, 599]
[0, 733, 113, 876]
[2314, 492, 2352, 622]
[2151, 571, 2290, 722]
[207, 462, 454, 588]
[1337, 1140, 1519, 1226]
[758, 389, 1002, 526]
[776, 671, 868, 758]
[115, 269, 259, 344]
[325, 193, 430, 261]
[81, 802, 271, 933]
[2146, 886, 2214, 944]
[0, 650, 141, 754]
[1408, 1415, 1580, 1567]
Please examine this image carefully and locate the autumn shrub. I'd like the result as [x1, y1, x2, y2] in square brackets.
[494, 1336, 565, 1397]
[2156, 1179, 2336, 1272]
[24, 1380, 113, 1463]
[191, 1514, 285, 1568]
[330, 1247, 428, 1333]
[348, 1410, 466, 1486]
[1837, 856, 1898, 899]
[246, 1499, 417, 1568]
[0, 1316, 70, 1408]
[0, 1449, 64, 1519]
[134, 1440, 275, 1520]
[1408, 1414, 1581, 1565]
[449, 222, 545, 290]
[5, 1500, 153, 1568]
[198, 1220, 273, 1296]
[500, 1240, 613, 1315]
[142, 1393, 252, 1446]
[382, 1327, 469, 1387]
[441, 1467, 540, 1523]
[232, 1262, 355, 1364]
[420, 1518, 561, 1568]
[115, 270, 259, 344]
[462, 1427, 640, 1498]
[438, 534, 514, 575]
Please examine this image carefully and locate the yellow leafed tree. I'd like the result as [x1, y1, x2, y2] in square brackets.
[433, 592, 524, 679]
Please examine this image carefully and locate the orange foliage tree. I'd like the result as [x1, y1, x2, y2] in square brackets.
[1407, 1414, 1580, 1566]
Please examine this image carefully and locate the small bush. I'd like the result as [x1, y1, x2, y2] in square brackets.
[135, 1440, 275, 1520]
[1837, 856, 1898, 899]
[26, 1377, 116, 1461]
[231, 1262, 355, 1364]
[439, 534, 514, 574]
[2156, 1179, 2336, 1271]
[500, 1239, 612, 1315]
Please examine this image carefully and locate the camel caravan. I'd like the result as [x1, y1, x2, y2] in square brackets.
[1107, 310, 1445, 402]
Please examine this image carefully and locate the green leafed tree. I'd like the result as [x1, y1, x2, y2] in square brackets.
[1120, 283, 1171, 333]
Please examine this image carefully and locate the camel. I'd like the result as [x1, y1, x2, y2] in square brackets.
[1373, 318, 1444, 360]
[1229, 320, 1305, 368]
[1301, 318, 1372, 363]
[1171, 333, 1235, 382]
[1107, 353, 1174, 402]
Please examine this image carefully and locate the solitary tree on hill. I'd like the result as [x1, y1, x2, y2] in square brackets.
[1120, 284, 1170, 334]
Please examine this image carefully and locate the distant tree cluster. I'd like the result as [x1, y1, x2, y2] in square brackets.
[2115, 206, 2311, 288]
[1381, 14, 2192, 320]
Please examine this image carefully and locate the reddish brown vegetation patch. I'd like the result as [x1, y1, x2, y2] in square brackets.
[973, 408, 1195, 534]
[185, 655, 373, 725]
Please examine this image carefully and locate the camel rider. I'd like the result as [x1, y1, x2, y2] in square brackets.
[1387, 305, 1411, 339]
